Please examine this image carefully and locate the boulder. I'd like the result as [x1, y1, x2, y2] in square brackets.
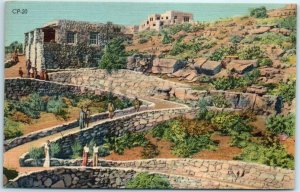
[185, 70, 198, 81]
[249, 26, 271, 34]
[259, 67, 280, 77]
[226, 60, 256, 74]
[152, 58, 187, 74]
[174, 88, 187, 100]
[200, 60, 222, 75]
[193, 58, 208, 73]
[246, 85, 267, 95]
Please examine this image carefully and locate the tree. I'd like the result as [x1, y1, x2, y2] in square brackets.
[250, 6, 267, 18]
[99, 37, 127, 73]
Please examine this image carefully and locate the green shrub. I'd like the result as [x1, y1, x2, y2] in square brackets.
[230, 35, 243, 44]
[3, 167, 19, 180]
[28, 147, 44, 161]
[235, 143, 294, 169]
[266, 114, 295, 136]
[27, 93, 47, 111]
[196, 98, 208, 119]
[98, 145, 110, 157]
[209, 45, 237, 61]
[50, 143, 61, 158]
[211, 77, 235, 90]
[142, 143, 159, 159]
[238, 46, 264, 60]
[161, 32, 174, 44]
[11, 101, 40, 119]
[71, 140, 82, 159]
[211, 94, 231, 108]
[126, 172, 172, 189]
[230, 131, 252, 148]
[278, 16, 296, 31]
[99, 37, 127, 73]
[254, 32, 289, 48]
[47, 97, 69, 119]
[257, 58, 273, 67]
[250, 6, 267, 18]
[4, 118, 23, 139]
[270, 80, 295, 103]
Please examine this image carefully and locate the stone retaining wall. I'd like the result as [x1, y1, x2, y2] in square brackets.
[7, 167, 239, 189]
[48, 69, 281, 114]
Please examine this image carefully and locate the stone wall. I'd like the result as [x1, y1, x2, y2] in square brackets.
[49, 69, 281, 114]
[6, 167, 237, 189]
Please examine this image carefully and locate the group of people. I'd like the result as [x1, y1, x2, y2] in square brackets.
[79, 107, 91, 129]
[18, 58, 49, 80]
[82, 143, 99, 167]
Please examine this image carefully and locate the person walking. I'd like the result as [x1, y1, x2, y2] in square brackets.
[133, 97, 141, 112]
[92, 144, 99, 167]
[26, 59, 32, 78]
[18, 67, 24, 78]
[29, 67, 34, 78]
[79, 107, 85, 129]
[82, 144, 89, 166]
[108, 101, 115, 119]
[43, 140, 51, 167]
[85, 107, 91, 128]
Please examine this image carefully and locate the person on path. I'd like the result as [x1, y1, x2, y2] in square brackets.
[43, 140, 51, 167]
[18, 67, 24, 78]
[92, 144, 99, 167]
[82, 144, 89, 166]
[29, 67, 34, 78]
[133, 97, 141, 112]
[108, 101, 115, 119]
[79, 107, 85, 129]
[26, 59, 32, 78]
[85, 107, 91, 128]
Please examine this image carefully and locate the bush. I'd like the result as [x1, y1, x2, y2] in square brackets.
[161, 32, 174, 44]
[238, 46, 264, 60]
[3, 167, 19, 180]
[230, 35, 243, 44]
[4, 118, 23, 139]
[27, 93, 47, 111]
[11, 111, 31, 124]
[196, 98, 208, 119]
[47, 97, 69, 119]
[99, 37, 127, 73]
[71, 140, 82, 159]
[209, 45, 237, 61]
[254, 32, 290, 48]
[270, 80, 295, 103]
[211, 94, 231, 108]
[126, 172, 172, 189]
[98, 145, 110, 157]
[50, 143, 61, 158]
[266, 114, 295, 137]
[11, 101, 40, 119]
[235, 143, 294, 169]
[142, 143, 159, 159]
[257, 58, 273, 67]
[250, 6, 267, 18]
[230, 131, 252, 148]
[278, 16, 296, 31]
[28, 147, 44, 161]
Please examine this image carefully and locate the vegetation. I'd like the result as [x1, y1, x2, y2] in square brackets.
[209, 45, 237, 61]
[71, 140, 82, 159]
[236, 143, 294, 169]
[278, 16, 296, 31]
[211, 94, 231, 108]
[211, 69, 260, 90]
[5, 41, 23, 54]
[161, 32, 174, 44]
[28, 147, 44, 163]
[237, 46, 264, 60]
[249, 6, 267, 18]
[269, 80, 296, 103]
[126, 172, 172, 189]
[3, 167, 19, 180]
[99, 37, 127, 73]
[257, 58, 273, 67]
[50, 143, 61, 158]
[230, 35, 243, 44]
[142, 143, 160, 159]
[266, 114, 295, 137]
[162, 22, 204, 35]
[4, 118, 23, 139]
[47, 96, 69, 120]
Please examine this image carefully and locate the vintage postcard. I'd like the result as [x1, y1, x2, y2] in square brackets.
[3, 1, 296, 189]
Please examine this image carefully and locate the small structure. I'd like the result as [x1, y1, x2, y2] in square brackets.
[227, 60, 256, 74]
[139, 10, 193, 31]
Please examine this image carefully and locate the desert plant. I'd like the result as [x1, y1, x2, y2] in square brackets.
[126, 172, 172, 189]
[266, 114, 295, 137]
[250, 6, 267, 18]
[4, 118, 23, 139]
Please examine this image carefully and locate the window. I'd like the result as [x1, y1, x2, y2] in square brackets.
[161, 17, 164, 19]
[67, 31, 76, 44]
[184, 16, 190, 22]
[160, 21, 164, 26]
[156, 17, 160, 20]
[89, 32, 99, 45]
[113, 28, 121, 33]
[153, 23, 156, 26]
[166, 16, 169, 19]
[147, 21, 149, 24]
[43, 28, 55, 43]
[150, 17, 153, 21]
[174, 15, 177, 19]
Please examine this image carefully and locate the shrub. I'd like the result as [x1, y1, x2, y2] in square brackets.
[71, 140, 82, 159]
[254, 32, 290, 48]
[257, 58, 273, 67]
[230, 35, 243, 44]
[27, 93, 47, 111]
[266, 114, 295, 137]
[238, 46, 264, 60]
[278, 16, 296, 31]
[250, 6, 267, 18]
[3, 167, 18, 180]
[11, 111, 31, 124]
[142, 143, 159, 159]
[196, 98, 208, 119]
[235, 143, 294, 169]
[4, 118, 23, 139]
[50, 143, 61, 158]
[230, 131, 252, 148]
[211, 77, 235, 90]
[99, 37, 127, 73]
[209, 45, 237, 61]
[211, 94, 231, 108]
[126, 172, 172, 189]
[270, 80, 295, 103]
[47, 97, 69, 119]
[11, 101, 40, 119]
[161, 32, 174, 44]
[98, 145, 110, 157]
[28, 147, 44, 161]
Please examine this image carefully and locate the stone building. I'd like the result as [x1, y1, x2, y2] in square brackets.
[24, 20, 130, 72]
[139, 10, 193, 31]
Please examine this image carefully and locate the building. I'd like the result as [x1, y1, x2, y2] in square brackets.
[139, 10, 193, 31]
[24, 20, 130, 72]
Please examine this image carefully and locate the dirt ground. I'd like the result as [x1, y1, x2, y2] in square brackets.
[5, 55, 26, 78]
